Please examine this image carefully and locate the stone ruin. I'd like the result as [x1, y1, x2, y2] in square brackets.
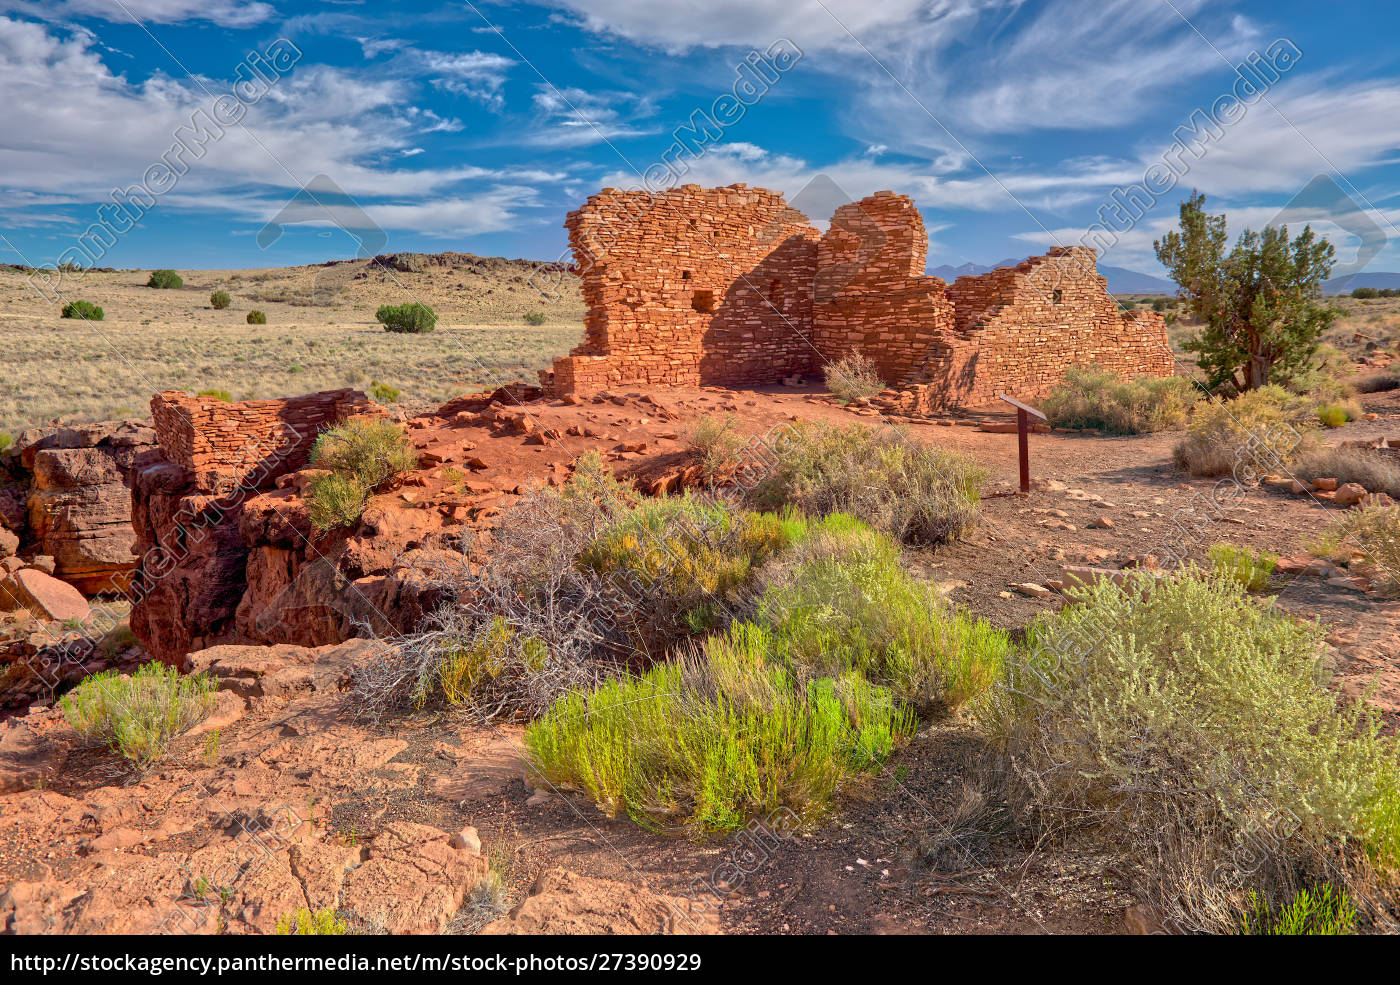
[541, 184, 1173, 407]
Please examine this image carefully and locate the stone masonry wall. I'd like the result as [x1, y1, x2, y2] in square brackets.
[151, 389, 373, 493]
[545, 185, 1174, 409]
[547, 184, 822, 391]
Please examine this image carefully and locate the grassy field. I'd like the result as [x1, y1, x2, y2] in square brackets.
[0, 259, 585, 434]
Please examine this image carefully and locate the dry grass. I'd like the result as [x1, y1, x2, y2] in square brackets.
[0, 264, 583, 433]
[1291, 445, 1400, 499]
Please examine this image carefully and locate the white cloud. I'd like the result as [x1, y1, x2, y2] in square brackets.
[0, 0, 274, 28]
[526, 84, 658, 146]
[418, 49, 515, 107]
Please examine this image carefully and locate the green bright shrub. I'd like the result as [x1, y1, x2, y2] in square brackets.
[376, 301, 437, 334]
[61, 662, 216, 767]
[368, 379, 400, 404]
[196, 388, 231, 402]
[1317, 399, 1363, 428]
[757, 516, 1007, 714]
[146, 269, 183, 289]
[275, 907, 349, 935]
[1040, 366, 1199, 434]
[526, 626, 914, 834]
[305, 418, 418, 530]
[1238, 886, 1356, 936]
[523, 311, 546, 325]
[1173, 385, 1318, 477]
[60, 300, 104, 320]
[246, 309, 267, 325]
[210, 290, 231, 309]
[1207, 542, 1277, 591]
[986, 570, 1400, 932]
[752, 422, 985, 545]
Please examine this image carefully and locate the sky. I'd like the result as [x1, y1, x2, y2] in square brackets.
[3, 0, 1400, 278]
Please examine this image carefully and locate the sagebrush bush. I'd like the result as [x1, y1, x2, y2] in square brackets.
[757, 515, 1006, 714]
[1207, 542, 1277, 591]
[310, 417, 418, 490]
[1040, 366, 1199, 434]
[1173, 386, 1318, 477]
[752, 422, 985, 545]
[61, 662, 215, 767]
[1356, 372, 1400, 394]
[1310, 502, 1400, 593]
[60, 300, 103, 321]
[985, 571, 1400, 932]
[246, 309, 267, 325]
[368, 379, 400, 404]
[1317, 400, 1363, 428]
[275, 907, 349, 935]
[686, 413, 745, 481]
[376, 302, 437, 334]
[305, 472, 369, 531]
[527, 626, 914, 834]
[147, 269, 182, 289]
[823, 351, 885, 403]
[522, 311, 546, 325]
[1287, 343, 1356, 403]
[1292, 445, 1400, 499]
[196, 388, 231, 402]
[210, 290, 231, 310]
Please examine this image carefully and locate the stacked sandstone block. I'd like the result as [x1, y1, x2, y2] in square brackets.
[151, 389, 373, 492]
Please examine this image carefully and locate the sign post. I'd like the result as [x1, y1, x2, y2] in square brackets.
[996, 393, 1047, 494]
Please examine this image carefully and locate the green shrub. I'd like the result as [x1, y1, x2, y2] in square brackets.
[1311, 502, 1400, 593]
[757, 516, 1006, 714]
[195, 388, 231, 402]
[686, 413, 745, 481]
[368, 379, 400, 404]
[1040, 366, 1199, 434]
[1318, 403, 1350, 428]
[1207, 542, 1277, 591]
[146, 269, 183, 289]
[246, 309, 267, 325]
[523, 311, 546, 325]
[275, 907, 349, 935]
[1172, 386, 1317, 477]
[61, 662, 216, 767]
[1238, 886, 1356, 935]
[823, 351, 885, 403]
[1287, 343, 1355, 403]
[210, 290, 231, 309]
[376, 302, 437, 334]
[985, 571, 1400, 932]
[310, 417, 418, 490]
[527, 626, 913, 834]
[0, 432, 12, 453]
[305, 472, 369, 531]
[60, 300, 103, 320]
[752, 422, 985, 545]
[1292, 445, 1400, 500]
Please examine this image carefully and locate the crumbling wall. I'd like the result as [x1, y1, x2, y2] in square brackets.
[151, 389, 373, 493]
[547, 185, 1174, 408]
[546, 183, 821, 392]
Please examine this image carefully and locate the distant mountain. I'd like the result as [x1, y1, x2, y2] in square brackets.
[1323, 272, 1400, 295]
[927, 257, 1173, 296]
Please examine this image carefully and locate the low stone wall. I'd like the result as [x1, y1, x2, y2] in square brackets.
[150, 389, 372, 493]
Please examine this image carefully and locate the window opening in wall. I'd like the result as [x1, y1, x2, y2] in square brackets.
[768, 279, 783, 308]
[691, 289, 716, 313]
[1052, 289, 1063, 304]
[681, 270, 692, 280]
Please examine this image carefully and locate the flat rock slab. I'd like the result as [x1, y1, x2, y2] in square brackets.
[0, 569, 89, 623]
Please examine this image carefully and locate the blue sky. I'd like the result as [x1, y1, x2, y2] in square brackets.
[3, 0, 1400, 277]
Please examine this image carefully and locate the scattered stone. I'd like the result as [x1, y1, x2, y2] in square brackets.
[1014, 583, 1052, 599]
[1088, 516, 1114, 529]
[1334, 483, 1368, 506]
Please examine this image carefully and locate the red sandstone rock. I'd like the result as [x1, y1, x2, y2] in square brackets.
[0, 569, 89, 623]
[479, 868, 720, 935]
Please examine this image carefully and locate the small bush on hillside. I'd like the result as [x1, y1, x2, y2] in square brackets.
[823, 351, 884, 403]
[1311, 502, 1400, 594]
[246, 309, 267, 325]
[756, 516, 1007, 714]
[305, 473, 370, 531]
[310, 418, 418, 491]
[526, 628, 914, 834]
[1238, 886, 1356, 936]
[1207, 541, 1277, 591]
[275, 907, 349, 935]
[146, 269, 183, 289]
[376, 301, 437, 334]
[985, 571, 1400, 932]
[753, 422, 985, 545]
[196, 388, 231, 402]
[210, 290, 231, 309]
[61, 300, 103, 320]
[61, 662, 216, 767]
[522, 311, 546, 325]
[686, 413, 745, 481]
[0, 432, 12, 453]
[1173, 386, 1317, 477]
[368, 379, 400, 404]
[1040, 366, 1199, 434]
[1291, 445, 1400, 500]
